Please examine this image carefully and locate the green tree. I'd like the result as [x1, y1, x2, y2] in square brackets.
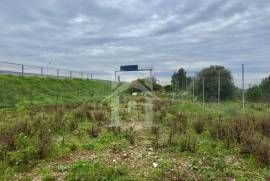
[246, 85, 263, 102]
[195, 66, 235, 101]
[164, 84, 173, 92]
[171, 68, 191, 92]
[261, 75, 270, 103]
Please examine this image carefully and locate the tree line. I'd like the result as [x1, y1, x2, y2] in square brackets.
[246, 75, 270, 103]
[166, 65, 270, 103]
[128, 65, 270, 103]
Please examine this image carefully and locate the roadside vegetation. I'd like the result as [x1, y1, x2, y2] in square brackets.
[0, 75, 111, 108]
[0, 69, 270, 180]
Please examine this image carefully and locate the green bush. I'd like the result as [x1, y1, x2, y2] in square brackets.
[193, 118, 205, 134]
[8, 146, 38, 167]
[179, 134, 197, 153]
[86, 124, 101, 138]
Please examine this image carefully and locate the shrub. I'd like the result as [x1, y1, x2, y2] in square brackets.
[175, 113, 188, 134]
[257, 117, 270, 137]
[193, 118, 205, 134]
[232, 118, 255, 144]
[209, 117, 253, 149]
[0, 120, 31, 151]
[123, 126, 136, 145]
[36, 125, 52, 159]
[86, 124, 101, 138]
[68, 119, 79, 132]
[208, 117, 225, 140]
[151, 125, 160, 139]
[151, 125, 160, 150]
[239, 134, 258, 155]
[154, 109, 166, 124]
[179, 134, 197, 153]
[7, 146, 37, 167]
[167, 113, 188, 145]
[167, 122, 177, 146]
[153, 99, 163, 112]
[73, 106, 92, 122]
[107, 125, 121, 135]
[93, 111, 107, 124]
[240, 135, 270, 165]
[255, 139, 270, 165]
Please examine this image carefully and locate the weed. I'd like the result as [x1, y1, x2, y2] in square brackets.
[123, 125, 136, 145]
[66, 160, 131, 181]
[151, 125, 160, 150]
[38, 168, 56, 181]
[208, 116, 224, 140]
[179, 134, 197, 153]
[239, 134, 258, 155]
[151, 125, 160, 139]
[86, 124, 101, 138]
[107, 125, 122, 135]
[36, 124, 52, 159]
[93, 110, 107, 125]
[255, 139, 270, 165]
[176, 113, 188, 134]
[193, 118, 205, 134]
[257, 117, 270, 137]
[0, 120, 31, 151]
[73, 106, 92, 122]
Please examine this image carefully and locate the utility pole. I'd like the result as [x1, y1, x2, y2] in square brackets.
[242, 64, 245, 111]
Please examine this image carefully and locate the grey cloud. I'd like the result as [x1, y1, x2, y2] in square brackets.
[0, 0, 270, 85]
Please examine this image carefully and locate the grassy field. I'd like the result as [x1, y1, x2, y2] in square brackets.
[0, 75, 111, 108]
[0, 76, 270, 180]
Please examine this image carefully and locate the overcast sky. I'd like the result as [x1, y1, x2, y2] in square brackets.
[0, 0, 270, 86]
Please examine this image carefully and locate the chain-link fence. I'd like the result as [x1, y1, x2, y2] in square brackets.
[168, 64, 270, 112]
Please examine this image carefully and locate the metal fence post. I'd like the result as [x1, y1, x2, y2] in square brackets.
[192, 77, 195, 102]
[242, 64, 245, 111]
[218, 71, 221, 104]
[21, 64, 24, 76]
[202, 75, 205, 108]
[41, 67, 43, 76]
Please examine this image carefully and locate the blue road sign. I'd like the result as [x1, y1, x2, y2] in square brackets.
[120, 65, 138, 71]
